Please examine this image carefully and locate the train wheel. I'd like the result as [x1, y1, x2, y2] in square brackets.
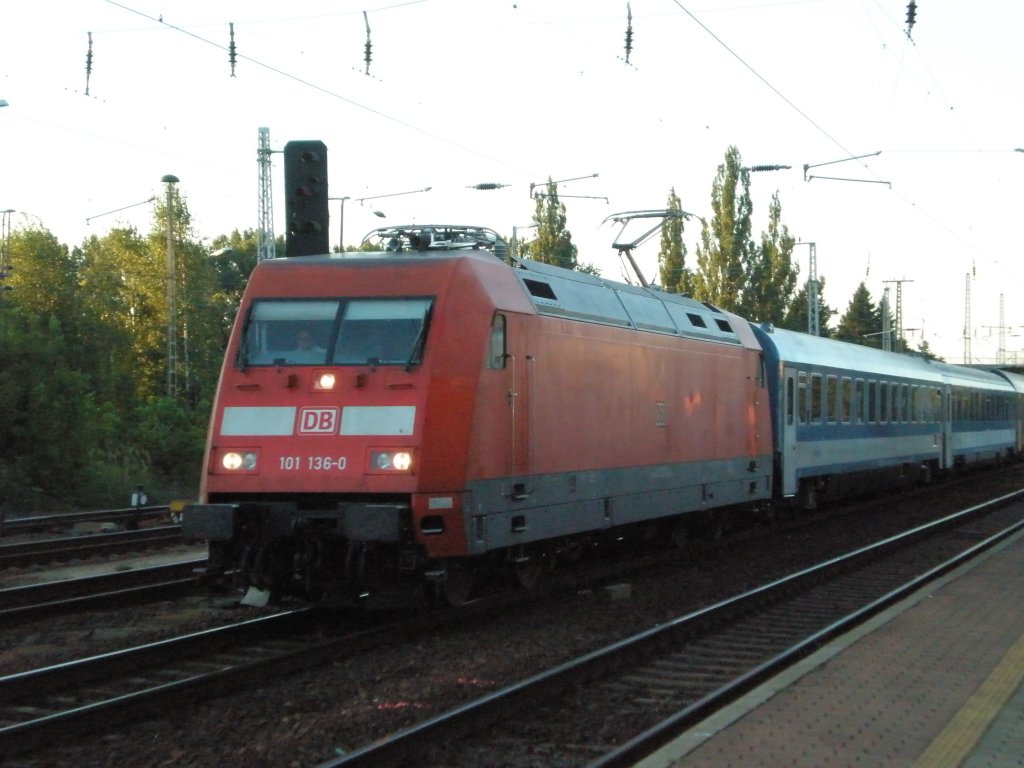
[435, 560, 474, 606]
[513, 546, 549, 589]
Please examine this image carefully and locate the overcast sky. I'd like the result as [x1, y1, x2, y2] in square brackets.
[2, 1, 1022, 363]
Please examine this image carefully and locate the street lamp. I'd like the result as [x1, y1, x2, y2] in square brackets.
[329, 196, 350, 251]
[162, 174, 179, 398]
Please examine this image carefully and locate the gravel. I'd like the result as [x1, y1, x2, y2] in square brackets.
[2, 468, 1020, 767]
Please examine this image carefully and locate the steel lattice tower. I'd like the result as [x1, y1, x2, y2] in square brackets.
[257, 127, 276, 261]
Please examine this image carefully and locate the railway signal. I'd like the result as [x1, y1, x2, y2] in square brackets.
[284, 140, 329, 257]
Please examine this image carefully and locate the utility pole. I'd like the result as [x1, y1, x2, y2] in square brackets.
[161, 174, 179, 397]
[883, 278, 913, 352]
[880, 288, 891, 352]
[796, 242, 819, 336]
[257, 127, 276, 261]
[963, 273, 972, 364]
[999, 293, 1006, 365]
[980, 294, 1009, 365]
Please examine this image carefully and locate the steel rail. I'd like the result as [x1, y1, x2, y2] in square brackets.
[0, 525, 184, 568]
[0, 558, 207, 626]
[0, 506, 172, 535]
[314, 488, 1024, 768]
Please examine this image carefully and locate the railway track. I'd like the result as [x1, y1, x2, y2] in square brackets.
[315, 489, 1024, 768]
[1, 477, 1021, 765]
[0, 608, 323, 756]
[0, 506, 172, 536]
[0, 558, 206, 627]
[0, 525, 185, 569]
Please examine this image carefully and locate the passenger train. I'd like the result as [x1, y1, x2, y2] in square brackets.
[181, 225, 1024, 604]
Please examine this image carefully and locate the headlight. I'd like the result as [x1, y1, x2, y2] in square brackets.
[369, 449, 413, 472]
[313, 371, 336, 391]
[222, 451, 258, 471]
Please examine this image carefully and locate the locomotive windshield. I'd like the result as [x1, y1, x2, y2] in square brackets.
[239, 297, 434, 367]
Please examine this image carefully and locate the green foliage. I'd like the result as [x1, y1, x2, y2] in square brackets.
[524, 179, 600, 275]
[0, 312, 152, 509]
[691, 146, 755, 312]
[834, 282, 881, 346]
[133, 395, 209, 482]
[0, 191, 243, 513]
[781, 276, 837, 337]
[916, 338, 943, 361]
[740, 192, 798, 324]
[657, 188, 691, 294]
[525, 178, 579, 269]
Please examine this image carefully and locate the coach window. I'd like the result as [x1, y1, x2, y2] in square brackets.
[867, 380, 877, 423]
[880, 381, 889, 423]
[853, 379, 864, 424]
[810, 373, 823, 424]
[841, 377, 852, 424]
[826, 375, 838, 424]
[487, 313, 507, 369]
[797, 371, 808, 424]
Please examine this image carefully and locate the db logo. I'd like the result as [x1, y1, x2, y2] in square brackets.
[298, 407, 339, 434]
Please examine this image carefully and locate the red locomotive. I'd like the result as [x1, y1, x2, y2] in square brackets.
[183, 225, 773, 604]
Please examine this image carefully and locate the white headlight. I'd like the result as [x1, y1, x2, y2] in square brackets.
[370, 449, 413, 472]
[222, 451, 257, 471]
[315, 372, 336, 390]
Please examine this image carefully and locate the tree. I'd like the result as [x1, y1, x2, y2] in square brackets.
[916, 338, 942, 361]
[691, 146, 754, 312]
[835, 282, 881, 347]
[0, 313, 144, 509]
[781, 276, 836, 337]
[740, 192, 798, 324]
[78, 226, 164, 404]
[4, 228, 78, 334]
[657, 187, 690, 294]
[524, 178, 599, 274]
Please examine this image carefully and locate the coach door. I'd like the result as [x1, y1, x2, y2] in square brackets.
[941, 385, 954, 468]
[780, 368, 800, 496]
[1016, 392, 1024, 454]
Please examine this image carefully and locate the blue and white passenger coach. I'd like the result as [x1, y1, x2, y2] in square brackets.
[932, 359, 1019, 466]
[752, 324, 1018, 506]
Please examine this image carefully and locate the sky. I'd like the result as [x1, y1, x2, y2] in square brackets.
[1, 1, 1022, 364]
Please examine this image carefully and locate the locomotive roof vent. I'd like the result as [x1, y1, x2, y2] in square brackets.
[361, 225, 509, 261]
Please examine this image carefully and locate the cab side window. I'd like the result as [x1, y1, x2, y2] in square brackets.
[487, 313, 507, 369]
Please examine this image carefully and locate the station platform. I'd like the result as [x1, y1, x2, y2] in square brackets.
[634, 525, 1024, 768]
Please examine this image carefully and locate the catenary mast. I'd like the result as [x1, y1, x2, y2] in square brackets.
[257, 127, 276, 261]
